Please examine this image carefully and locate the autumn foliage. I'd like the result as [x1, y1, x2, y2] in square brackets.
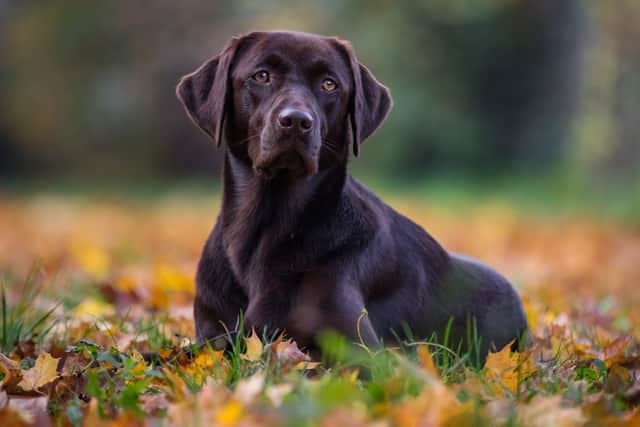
[0, 195, 639, 426]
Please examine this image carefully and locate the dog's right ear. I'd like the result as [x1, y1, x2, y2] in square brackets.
[176, 36, 243, 147]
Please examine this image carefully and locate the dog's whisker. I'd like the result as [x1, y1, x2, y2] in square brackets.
[321, 139, 342, 159]
[229, 134, 259, 146]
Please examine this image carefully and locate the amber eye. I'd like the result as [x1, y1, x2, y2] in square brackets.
[252, 70, 270, 83]
[322, 78, 338, 92]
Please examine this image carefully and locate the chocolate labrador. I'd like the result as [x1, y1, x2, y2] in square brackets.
[176, 31, 527, 363]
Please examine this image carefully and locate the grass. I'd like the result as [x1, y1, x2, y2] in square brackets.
[0, 192, 638, 426]
[0, 266, 59, 355]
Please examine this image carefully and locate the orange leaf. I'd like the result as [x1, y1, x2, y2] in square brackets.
[417, 344, 439, 376]
[484, 341, 535, 396]
[604, 335, 632, 368]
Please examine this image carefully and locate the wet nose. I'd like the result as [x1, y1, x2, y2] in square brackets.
[277, 108, 314, 133]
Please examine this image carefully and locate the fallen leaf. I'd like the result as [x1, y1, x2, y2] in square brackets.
[265, 382, 293, 406]
[234, 372, 264, 404]
[516, 395, 585, 427]
[241, 329, 263, 361]
[215, 399, 243, 426]
[417, 344, 439, 376]
[0, 353, 23, 390]
[18, 352, 60, 391]
[604, 335, 633, 368]
[273, 339, 307, 370]
[73, 298, 115, 319]
[484, 341, 536, 397]
[0, 393, 52, 427]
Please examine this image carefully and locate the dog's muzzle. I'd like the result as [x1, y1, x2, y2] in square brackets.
[254, 107, 320, 180]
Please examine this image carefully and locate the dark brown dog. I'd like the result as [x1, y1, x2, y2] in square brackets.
[177, 31, 527, 363]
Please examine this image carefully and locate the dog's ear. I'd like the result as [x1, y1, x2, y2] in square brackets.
[176, 36, 244, 147]
[336, 40, 393, 157]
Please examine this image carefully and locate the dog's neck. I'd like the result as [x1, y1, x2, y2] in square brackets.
[220, 151, 348, 238]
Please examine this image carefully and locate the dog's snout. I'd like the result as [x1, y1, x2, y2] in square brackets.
[277, 108, 314, 133]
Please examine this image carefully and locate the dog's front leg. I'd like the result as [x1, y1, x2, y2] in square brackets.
[194, 227, 247, 343]
[286, 281, 381, 349]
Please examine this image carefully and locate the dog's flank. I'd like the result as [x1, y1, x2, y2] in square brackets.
[177, 31, 527, 364]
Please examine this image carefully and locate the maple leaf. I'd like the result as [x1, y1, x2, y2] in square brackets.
[484, 341, 536, 397]
[273, 339, 306, 370]
[181, 349, 222, 385]
[603, 334, 632, 368]
[18, 353, 60, 391]
[241, 329, 263, 361]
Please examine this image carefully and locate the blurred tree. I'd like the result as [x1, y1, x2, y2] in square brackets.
[0, 0, 636, 187]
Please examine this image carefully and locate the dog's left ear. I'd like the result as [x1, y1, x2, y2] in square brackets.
[176, 35, 245, 147]
[335, 40, 393, 157]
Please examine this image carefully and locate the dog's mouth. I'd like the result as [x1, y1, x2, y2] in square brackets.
[254, 149, 318, 181]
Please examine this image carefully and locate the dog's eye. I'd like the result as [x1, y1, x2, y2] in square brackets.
[252, 70, 270, 83]
[322, 78, 338, 92]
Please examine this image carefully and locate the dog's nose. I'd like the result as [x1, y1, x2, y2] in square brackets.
[277, 108, 314, 133]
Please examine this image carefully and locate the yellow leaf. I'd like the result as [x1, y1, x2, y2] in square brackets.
[72, 244, 109, 279]
[153, 264, 194, 293]
[73, 298, 115, 319]
[241, 329, 263, 361]
[293, 360, 321, 371]
[129, 349, 147, 378]
[148, 264, 195, 308]
[484, 341, 535, 397]
[182, 348, 223, 385]
[18, 353, 60, 391]
[215, 399, 243, 426]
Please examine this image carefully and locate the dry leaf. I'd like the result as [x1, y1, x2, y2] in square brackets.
[234, 372, 265, 404]
[516, 395, 585, 427]
[417, 344, 439, 376]
[0, 393, 52, 427]
[18, 352, 60, 391]
[241, 329, 263, 361]
[485, 341, 536, 396]
[266, 382, 293, 406]
[215, 399, 243, 426]
[0, 353, 23, 390]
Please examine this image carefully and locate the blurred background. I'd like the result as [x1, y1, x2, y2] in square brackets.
[0, 0, 638, 216]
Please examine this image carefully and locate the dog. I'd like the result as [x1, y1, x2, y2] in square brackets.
[176, 31, 527, 363]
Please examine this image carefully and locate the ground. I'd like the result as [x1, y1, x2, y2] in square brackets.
[0, 190, 639, 426]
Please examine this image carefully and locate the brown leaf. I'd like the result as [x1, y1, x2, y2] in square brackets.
[274, 339, 307, 369]
[0, 392, 52, 427]
[604, 335, 632, 362]
[516, 395, 585, 427]
[0, 353, 23, 390]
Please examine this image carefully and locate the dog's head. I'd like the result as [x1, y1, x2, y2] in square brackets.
[177, 31, 392, 180]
